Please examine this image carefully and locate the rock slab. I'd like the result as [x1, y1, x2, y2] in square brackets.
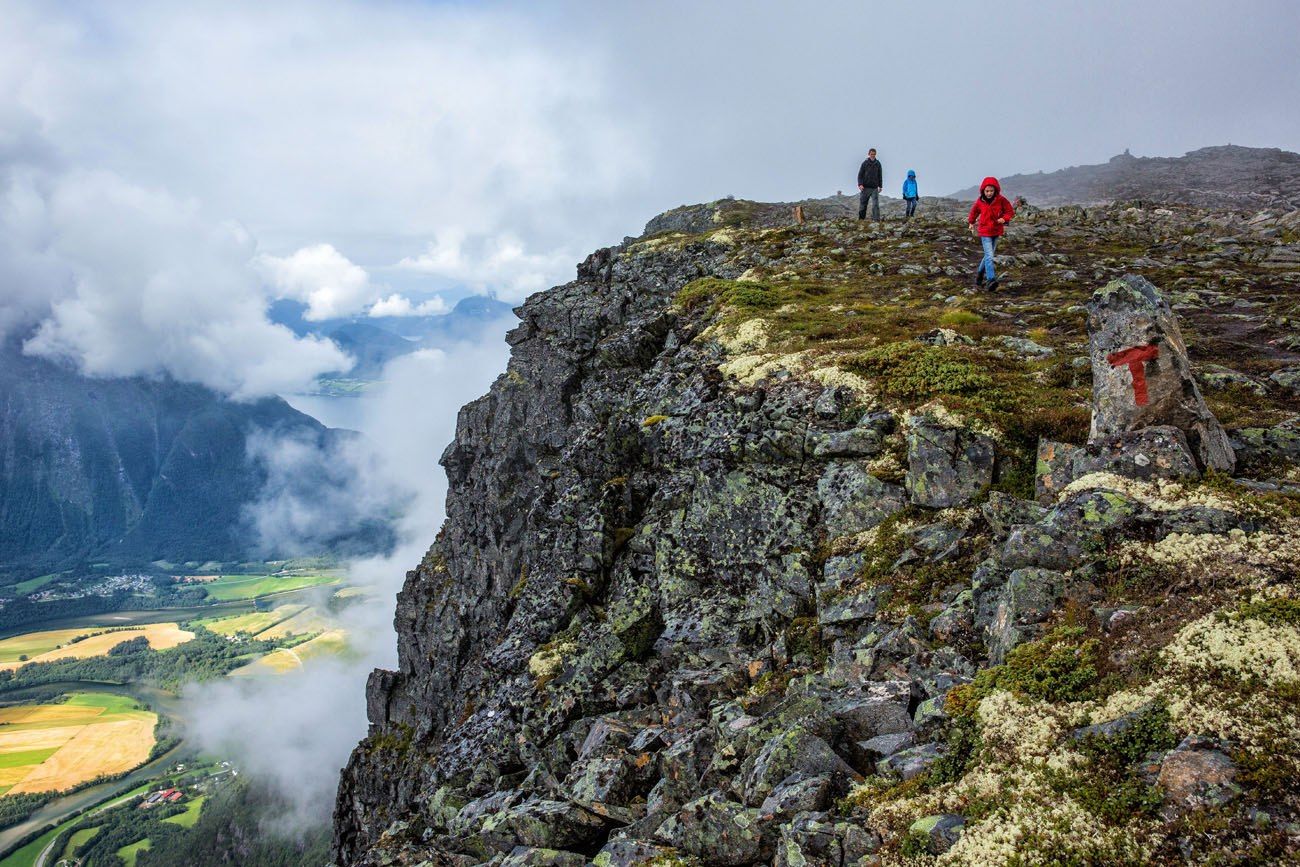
[1086, 274, 1235, 472]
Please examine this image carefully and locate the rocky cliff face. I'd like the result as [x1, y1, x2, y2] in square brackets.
[950, 145, 1300, 212]
[334, 197, 1300, 866]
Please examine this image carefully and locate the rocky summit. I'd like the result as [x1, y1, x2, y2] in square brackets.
[949, 145, 1300, 212]
[332, 194, 1300, 866]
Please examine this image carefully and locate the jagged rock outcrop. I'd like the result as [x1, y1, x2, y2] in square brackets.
[1086, 274, 1235, 472]
[335, 196, 1300, 866]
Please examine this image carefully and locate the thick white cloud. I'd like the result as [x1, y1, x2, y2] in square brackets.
[0, 1, 654, 392]
[2, 0, 648, 287]
[257, 243, 372, 321]
[395, 230, 577, 301]
[367, 293, 448, 318]
[188, 327, 515, 825]
[2, 154, 350, 398]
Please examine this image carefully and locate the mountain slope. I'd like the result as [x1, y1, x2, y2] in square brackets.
[334, 197, 1300, 866]
[0, 339, 352, 571]
[949, 145, 1300, 210]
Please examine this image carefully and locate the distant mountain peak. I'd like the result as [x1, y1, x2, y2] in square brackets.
[948, 144, 1300, 209]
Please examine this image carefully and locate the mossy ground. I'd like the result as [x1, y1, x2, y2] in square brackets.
[656, 204, 1300, 864]
[668, 207, 1299, 436]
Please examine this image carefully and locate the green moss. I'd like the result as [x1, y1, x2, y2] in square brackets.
[785, 615, 825, 662]
[1079, 704, 1178, 767]
[841, 773, 929, 813]
[926, 715, 982, 785]
[508, 565, 529, 599]
[1050, 705, 1176, 825]
[938, 309, 984, 328]
[846, 342, 994, 400]
[947, 626, 1103, 717]
[367, 723, 414, 758]
[899, 829, 931, 858]
[1233, 596, 1300, 627]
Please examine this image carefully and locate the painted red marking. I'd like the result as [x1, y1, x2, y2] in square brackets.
[1106, 344, 1159, 406]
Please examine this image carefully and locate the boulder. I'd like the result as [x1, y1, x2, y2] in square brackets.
[773, 813, 880, 867]
[908, 814, 966, 855]
[905, 418, 995, 508]
[817, 462, 906, 538]
[877, 742, 946, 780]
[1158, 736, 1242, 818]
[757, 774, 837, 819]
[739, 729, 857, 806]
[654, 792, 768, 865]
[480, 799, 612, 852]
[1230, 417, 1300, 473]
[1086, 274, 1234, 472]
[501, 847, 589, 867]
[591, 840, 678, 867]
[1034, 426, 1200, 504]
[812, 427, 884, 459]
[981, 492, 1047, 537]
[1002, 489, 1147, 571]
[1270, 366, 1300, 396]
[827, 685, 914, 743]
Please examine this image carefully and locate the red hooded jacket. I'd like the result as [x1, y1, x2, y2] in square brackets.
[967, 176, 1015, 237]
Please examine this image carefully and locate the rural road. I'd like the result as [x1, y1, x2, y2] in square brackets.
[32, 784, 146, 867]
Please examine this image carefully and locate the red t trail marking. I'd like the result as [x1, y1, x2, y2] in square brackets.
[1106, 344, 1159, 406]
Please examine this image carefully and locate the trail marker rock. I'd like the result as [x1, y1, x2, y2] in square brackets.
[1086, 274, 1235, 472]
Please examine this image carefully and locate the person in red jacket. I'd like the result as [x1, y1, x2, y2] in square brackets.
[967, 176, 1015, 290]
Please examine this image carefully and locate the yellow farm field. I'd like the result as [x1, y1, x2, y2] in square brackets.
[254, 606, 332, 639]
[0, 623, 193, 671]
[196, 605, 303, 637]
[0, 693, 156, 795]
[231, 628, 349, 676]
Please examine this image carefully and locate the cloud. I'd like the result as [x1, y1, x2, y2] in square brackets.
[367, 293, 448, 318]
[1, 154, 351, 399]
[395, 230, 577, 301]
[183, 321, 515, 826]
[241, 427, 407, 557]
[257, 243, 373, 321]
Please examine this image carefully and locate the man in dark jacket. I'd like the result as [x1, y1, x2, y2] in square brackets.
[857, 149, 882, 220]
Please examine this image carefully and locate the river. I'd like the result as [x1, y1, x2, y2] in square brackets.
[0, 585, 336, 640]
[0, 680, 194, 857]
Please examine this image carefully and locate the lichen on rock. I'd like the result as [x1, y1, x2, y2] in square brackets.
[333, 193, 1300, 867]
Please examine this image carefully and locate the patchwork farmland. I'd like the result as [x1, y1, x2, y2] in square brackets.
[0, 625, 194, 672]
[0, 694, 156, 795]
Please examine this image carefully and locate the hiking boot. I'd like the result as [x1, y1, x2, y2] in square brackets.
[986, 278, 1000, 292]
[974, 270, 986, 287]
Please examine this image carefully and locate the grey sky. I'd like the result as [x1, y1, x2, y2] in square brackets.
[2, 0, 1297, 395]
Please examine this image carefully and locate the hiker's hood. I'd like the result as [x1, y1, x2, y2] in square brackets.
[907, 170, 916, 178]
[980, 176, 1001, 195]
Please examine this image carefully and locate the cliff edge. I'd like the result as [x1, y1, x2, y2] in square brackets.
[334, 197, 1300, 866]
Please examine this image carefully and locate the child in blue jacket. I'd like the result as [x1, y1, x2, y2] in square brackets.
[902, 170, 919, 219]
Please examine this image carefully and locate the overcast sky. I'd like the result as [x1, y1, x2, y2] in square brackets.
[2, 0, 1297, 395]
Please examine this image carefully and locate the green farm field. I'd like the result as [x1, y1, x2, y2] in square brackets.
[191, 606, 302, 636]
[60, 826, 100, 860]
[161, 795, 205, 828]
[201, 573, 340, 601]
[117, 837, 151, 866]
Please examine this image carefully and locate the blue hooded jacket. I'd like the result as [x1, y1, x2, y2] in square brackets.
[902, 170, 918, 200]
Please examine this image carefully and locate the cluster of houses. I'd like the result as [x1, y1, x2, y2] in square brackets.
[139, 787, 185, 809]
[26, 573, 157, 602]
[137, 761, 239, 811]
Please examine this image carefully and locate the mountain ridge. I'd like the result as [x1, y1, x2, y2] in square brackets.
[947, 144, 1300, 209]
[331, 186, 1300, 865]
[0, 339, 363, 574]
